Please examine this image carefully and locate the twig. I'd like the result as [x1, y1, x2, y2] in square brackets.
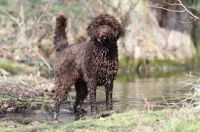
[2, 11, 24, 34]
[178, 18, 197, 23]
[163, 0, 181, 6]
[28, 1, 54, 71]
[187, 5, 200, 12]
[157, 87, 171, 108]
[2, 1, 53, 71]
[141, 93, 150, 111]
[177, 0, 199, 19]
[149, 0, 200, 23]
[33, 47, 52, 71]
[19, 3, 25, 34]
[148, 5, 186, 13]
[34, 0, 53, 28]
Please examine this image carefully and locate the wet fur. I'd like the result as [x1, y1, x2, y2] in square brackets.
[52, 14, 124, 120]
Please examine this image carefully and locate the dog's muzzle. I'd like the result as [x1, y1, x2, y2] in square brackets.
[97, 36, 109, 44]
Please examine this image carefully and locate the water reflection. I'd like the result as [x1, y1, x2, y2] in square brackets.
[112, 76, 190, 111]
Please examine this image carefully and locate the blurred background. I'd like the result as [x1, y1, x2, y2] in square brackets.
[1, 0, 200, 122]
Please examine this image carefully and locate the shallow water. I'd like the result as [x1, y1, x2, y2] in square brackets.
[1, 72, 192, 123]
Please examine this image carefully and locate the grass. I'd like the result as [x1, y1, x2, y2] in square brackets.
[1, 105, 200, 132]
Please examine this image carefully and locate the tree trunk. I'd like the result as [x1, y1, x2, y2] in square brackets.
[118, 0, 196, 61]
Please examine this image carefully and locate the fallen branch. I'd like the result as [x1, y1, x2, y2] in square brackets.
[0, 97, 54, 113]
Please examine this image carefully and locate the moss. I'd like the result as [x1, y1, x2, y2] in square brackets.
[0, 59, 30, 74]
[119, 57, 138, 69]
[147, 59, 181, 67]
[119, 57, 183, 70]
[119, 54, 200, 73]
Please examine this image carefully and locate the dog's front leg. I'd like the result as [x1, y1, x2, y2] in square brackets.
[105, 81, 113, 111]
[88, 80, 98, 116]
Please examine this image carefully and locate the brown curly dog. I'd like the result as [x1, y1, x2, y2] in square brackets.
[52, 14, 124, 120]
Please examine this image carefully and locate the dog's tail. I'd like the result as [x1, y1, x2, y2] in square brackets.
[53, 15, 69, 52]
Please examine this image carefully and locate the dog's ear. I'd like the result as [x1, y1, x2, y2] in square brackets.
[104, 15, 124, 40]
[86, 24, 93, 38]
[86, 18, 99, 38]
[113, 22, 125, 40]
[86, 14, 105, 38]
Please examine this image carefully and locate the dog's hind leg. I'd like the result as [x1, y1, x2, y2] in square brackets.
[73, 79, 88, 116]
[52, 76, 74, 120]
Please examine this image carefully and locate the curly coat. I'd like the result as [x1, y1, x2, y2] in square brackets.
[52, 14, 124, 120]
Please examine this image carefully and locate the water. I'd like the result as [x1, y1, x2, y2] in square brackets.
[96, 74, 191, 112]
[1, 73, 192, 123]
[112, 77, 190, 111]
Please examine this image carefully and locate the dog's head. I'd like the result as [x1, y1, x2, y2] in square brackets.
[86, 14, 124, 44]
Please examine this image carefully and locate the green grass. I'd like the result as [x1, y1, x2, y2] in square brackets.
[1, 106, 200, 132]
